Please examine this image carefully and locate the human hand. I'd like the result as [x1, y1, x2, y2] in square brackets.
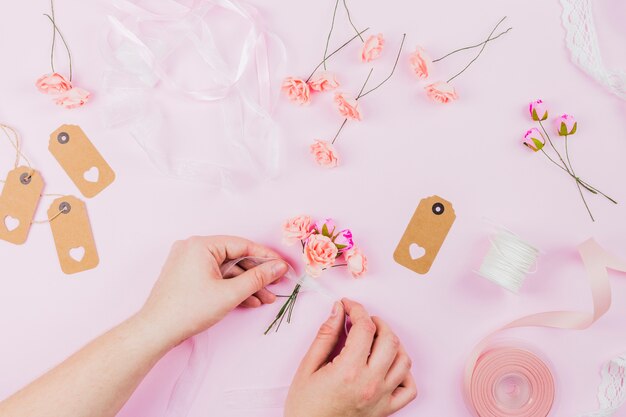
[285, 299, 417, 417]
[139, 235, 288, 347]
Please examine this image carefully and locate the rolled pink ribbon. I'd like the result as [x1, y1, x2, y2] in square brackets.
[466, 239, 626, 417]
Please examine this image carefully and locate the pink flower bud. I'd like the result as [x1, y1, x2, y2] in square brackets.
[523, 128, 545, 152]
[334, 229, 354, 251]
[314, 219, 336, 237]
[529, 99, 548, 121]
[555, 114, 577, 136]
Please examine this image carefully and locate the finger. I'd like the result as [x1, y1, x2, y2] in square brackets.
[384, 345, 412, 389]
[339, 298, 376, 366]
[388, 373, 417, 414]
[254, 288, 277, 304]
[227, 260, 288, 303]
[368, 316, 400, 375]
[240, 296, 262, 308]
[194, 235, 283, 264]
[223, 264, 245, 279]
[297, 302, 344, 375]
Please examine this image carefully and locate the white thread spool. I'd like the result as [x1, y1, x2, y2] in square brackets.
[476, 227, 539, 293]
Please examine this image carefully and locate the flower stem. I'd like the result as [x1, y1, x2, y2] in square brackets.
[332, 119, 348, 144]
[563, 136, 594, 221]
[307, 28, 370, 82]
[433, 27, 513, 62]
[49, 0, 56, 73]
[358, 33, 406, 99]
[343, 0, 364, 41]
[264, 284, 301, 334]
[332, 68, 372, 145]
[538, 120, 570, 174]
[322, 0, 340, 71]
[446, 16, 507, 84]
[44, 13, 72, 81]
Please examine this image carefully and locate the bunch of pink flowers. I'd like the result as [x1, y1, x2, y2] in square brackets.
[265, 215, 367, 334]
[522, 99, 617, 221]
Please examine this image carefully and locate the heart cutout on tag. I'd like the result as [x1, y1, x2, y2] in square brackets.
[83, 167, 99, 183]
[3, 215, 20, 232]
[69, 246, 86, 262]
[409, 243, 426, 260]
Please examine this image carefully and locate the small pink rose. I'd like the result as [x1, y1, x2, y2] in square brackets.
[334, 93, 361, 120]
[334, 229, 354, 251]
[529, 99, 548, 121]
[54, 87, 91, 109]
[310, 140, 339, 168]
[282, 215, 313, 245]
[523, 127, 544, 152]
[303, 234, 339, 278]
[314, 218, 336, 237]
[282, 77, 311, 105]
[556, 114, 577, 136]
[361, 33, 385, 63]
[345, 246, 367, 278]
[308, 71, 340, 92]
[36, 73, 72, 94]
[424, 81, 458, 104]
[409, 46, 432, 80]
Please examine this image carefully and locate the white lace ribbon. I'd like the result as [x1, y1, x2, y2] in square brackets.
[578, 353, 626, 417]
[560, 0, 626, 99]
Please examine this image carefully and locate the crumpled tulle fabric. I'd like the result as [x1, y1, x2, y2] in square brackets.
[578, 353, 626, 417]
[102, 0, 286, 190]
[560, 0, 626, 99]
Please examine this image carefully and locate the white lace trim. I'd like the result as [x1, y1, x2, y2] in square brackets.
[578, 353, 626, 417]
[560, 0, 626, 99]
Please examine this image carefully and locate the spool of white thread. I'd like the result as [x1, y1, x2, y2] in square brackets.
[476, 227, 540, 293]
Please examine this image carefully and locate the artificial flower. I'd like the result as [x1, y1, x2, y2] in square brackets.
[334, 229, 354, 251]
[303, 234, 339, 277]
[408, 46, 432, 80]
[523, 128, 545, 152]
[310, 140, 339, 168]
[424, 81, 458, 104]
[314, 218, 336, 237]
[529, 99, 548, 121]
[361, 33, 385, 62]
[282, 77, 311, 105]
[54, 87, 91, 109]
[345, 246, 367, 278]
[556, 114, 577, 136]
[308, 71, 340, 92]
[282, 215, 313, 245]
[35, 73, 72, 94]
[334, 93, 361, 120]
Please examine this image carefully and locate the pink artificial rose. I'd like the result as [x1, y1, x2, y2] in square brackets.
[282, 215, 313, 245]
[556, 114, 577, 136]
[334, 93, 361, 120]
[424, 81, 458, 104]
[303, 234, 339, 277]
[345, 246, 367, 278]
[35, 73, 72, 94]
[308, 72, 340, 92]
[282, 77, 311, 105]
[314, 218, 336, 237]
[361, 33, 385, 63]
[334, 229, 354, 251]
[523, 128, 544, 152]
[310, 140, 339, 168]
[54, 87, 91, 109]
[529, 99, 548, 121]
[409, 46, 432, 80]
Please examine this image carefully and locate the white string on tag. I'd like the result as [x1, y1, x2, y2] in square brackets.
[476, 226, 540, 293]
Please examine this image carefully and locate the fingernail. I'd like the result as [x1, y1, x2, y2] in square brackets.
[331, 301, 340, 317]
[272, 261, 288, 277]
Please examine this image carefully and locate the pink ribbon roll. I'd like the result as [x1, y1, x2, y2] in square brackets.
[466, 239, 626, 417]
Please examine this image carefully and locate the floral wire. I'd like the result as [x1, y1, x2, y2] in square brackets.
[433, 27, 513, 62]
[538, 120, 570, 174]
[446, 17, 507, 83]
[44, 14, 73, 81]
[343, 0, 364, 41]
[564, 135, 595, 221]
[331, 68, 373, 145]
[307, 28, 370, 82]
[358, 33, 406, 99]
[323, 0, 341, 71]
[331, 119, 348, 144]
[50, 0, 56, 73]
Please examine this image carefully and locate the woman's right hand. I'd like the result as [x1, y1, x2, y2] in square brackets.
[285, 299, 417, 417]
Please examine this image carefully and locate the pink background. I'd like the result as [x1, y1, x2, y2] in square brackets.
[2, 0, 626, 416]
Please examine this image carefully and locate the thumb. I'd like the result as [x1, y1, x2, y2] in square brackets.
[227, 260, 288, 302]
[297, 302, 345, 375]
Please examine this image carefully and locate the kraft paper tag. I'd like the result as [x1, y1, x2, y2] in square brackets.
[0, 167, 44, 245]
[48, 195, 99, 274]
[394, 195, 456, 274]
[49, 125, 115, 198]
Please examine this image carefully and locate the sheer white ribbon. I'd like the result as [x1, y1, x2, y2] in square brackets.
[101, 0, 286, 189]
